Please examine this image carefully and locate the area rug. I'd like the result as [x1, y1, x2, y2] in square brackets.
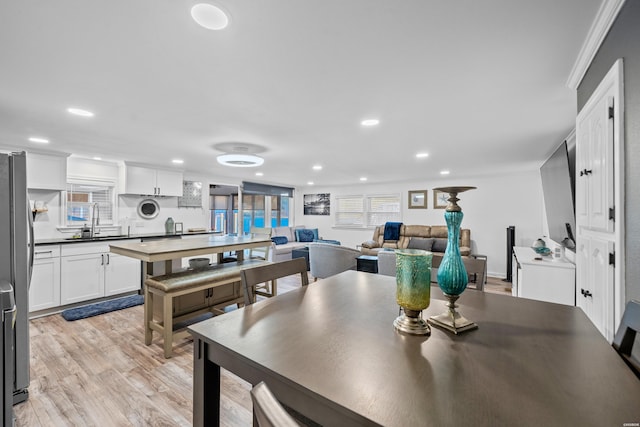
[61, 294, 144, 321]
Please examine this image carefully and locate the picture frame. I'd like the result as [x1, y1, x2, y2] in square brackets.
[304, 193, 330, 215]
[408, 190, 428, 209]
[433, 190, 448, 209]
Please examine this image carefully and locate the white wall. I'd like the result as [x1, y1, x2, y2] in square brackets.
[294, 170, 544, 279]
[30, 158, 239, 240]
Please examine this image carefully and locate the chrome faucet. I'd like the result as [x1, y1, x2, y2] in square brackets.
[91, 203, 100, 238]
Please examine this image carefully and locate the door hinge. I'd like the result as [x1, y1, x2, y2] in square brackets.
[609, 252, 615, 266]
[609, 106, 615, 119]
[609, 207, 615, 221]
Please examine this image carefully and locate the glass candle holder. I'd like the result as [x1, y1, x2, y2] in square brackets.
[393, 249, 432, 335]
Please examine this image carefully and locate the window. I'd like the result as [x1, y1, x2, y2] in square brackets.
[271, 196, 290, 227]
[66, 180, 115, 226]
[335, 194, 401, 228]
[243, 194, 266, 231]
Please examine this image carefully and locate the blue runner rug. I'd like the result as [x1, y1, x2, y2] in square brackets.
[61, 294, 144, 321]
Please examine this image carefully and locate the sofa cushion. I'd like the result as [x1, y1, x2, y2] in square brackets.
[273, 226, 296, 242]
[296, 228, 318, 242]
[407, 237, 434, 251]
[271, 236, 288, 245]
[432, 238, 448, 252]
[315, 239, 341, 245]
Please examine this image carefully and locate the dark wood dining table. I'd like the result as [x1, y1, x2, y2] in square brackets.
[187, 270, 640, 426]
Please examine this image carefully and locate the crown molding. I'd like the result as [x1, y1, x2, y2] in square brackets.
[566, 0, 626, 90]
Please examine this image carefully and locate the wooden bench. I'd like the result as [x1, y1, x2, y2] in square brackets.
[144, 259, 269, 358]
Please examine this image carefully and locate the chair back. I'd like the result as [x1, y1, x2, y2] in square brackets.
[250, 382, 298, 427]
[249, 226, 273, 261]
[308, 242, 360, 280]
[613, 300, 640, 378]
[241, 258, 309, 305]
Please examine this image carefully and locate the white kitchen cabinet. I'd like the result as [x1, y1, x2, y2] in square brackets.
[511, 247, 575, 306]
[26, 152, 68, 190]
[60, 252, 105, 305]
[121, 164, 183, 196]
[29, 245, 61, 312]
[105, 253, 141, 296]
[60, 239, 141, 305]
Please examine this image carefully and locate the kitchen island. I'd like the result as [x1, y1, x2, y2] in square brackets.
[110, 234, 273, 357]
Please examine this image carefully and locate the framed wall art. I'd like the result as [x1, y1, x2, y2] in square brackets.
[304, 193, 330, 215]
[408, 190, 428, 209]
[433, 189, 449, 209]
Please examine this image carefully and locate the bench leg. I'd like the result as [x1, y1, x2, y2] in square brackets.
[163, 294, 174, 358]
[271, 278, 277, 297]
[144, 286, 153, 345]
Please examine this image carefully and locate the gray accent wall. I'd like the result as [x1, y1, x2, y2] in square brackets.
[577, 0, 640, 303]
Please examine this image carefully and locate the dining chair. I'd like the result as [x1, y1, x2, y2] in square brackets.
[248, 226, 277, 297]
[250, 381, 299, 427]
[612, 299, 640, 379]
[241, 257, 309, 305]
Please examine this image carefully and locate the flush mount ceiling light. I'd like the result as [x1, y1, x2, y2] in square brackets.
[28, 137, 49, 144]
[172, 159, 184, 164]
[217, 154, 264, 167]
[191, 3, 229, 30]
[255, 172, 264, 176]
[67, 107, 94, 117]
[361, 119, 379, 126]
[440, 170, 450, 175]
[312, 165, 322, 171]
[416, 152, 429, 158]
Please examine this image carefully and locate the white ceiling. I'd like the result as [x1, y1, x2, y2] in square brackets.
[0, 0, 603, 188]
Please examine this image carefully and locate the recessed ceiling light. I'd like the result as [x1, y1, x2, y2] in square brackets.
[191, 4, 229, 30]
[416, 152, 429, 158]
[255, 172, 264, 176]
[67, 107, 94, 117]
[361, 119, 379, 126]
[307, 181, 314, 185]
[172, 159, 184, 164]
[440, 170, 450, 175]
[360, 177, 368, 181]
[28, 137, 49, 144]
[93, 157, 102, 161]
[217, 154, 264, 167]
[312, 165, 322, 171]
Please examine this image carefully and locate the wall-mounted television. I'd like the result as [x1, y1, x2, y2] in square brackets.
[540, 140, 576, 250]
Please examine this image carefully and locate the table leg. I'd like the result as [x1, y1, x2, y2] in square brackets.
[144, 286, 152, 345]
[193, 339, 220, 427]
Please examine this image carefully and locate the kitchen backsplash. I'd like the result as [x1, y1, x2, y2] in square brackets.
[30, 190, 209, 240]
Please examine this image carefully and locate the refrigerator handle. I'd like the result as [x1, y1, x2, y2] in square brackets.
[27, 198, 34, 290]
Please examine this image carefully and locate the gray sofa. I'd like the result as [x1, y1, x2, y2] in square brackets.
[308, 242, 360, 280]
[271, 226, 310, 262]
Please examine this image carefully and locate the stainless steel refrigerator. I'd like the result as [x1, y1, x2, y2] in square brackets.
[0, 151, 33, 420]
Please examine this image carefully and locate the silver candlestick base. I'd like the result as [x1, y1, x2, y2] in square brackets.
[427, 294, 478, 335]
[394, 309, 431, 336]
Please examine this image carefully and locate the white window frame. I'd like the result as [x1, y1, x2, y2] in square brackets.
[65, 177, 116, 228]
[334, 193, 401, 228]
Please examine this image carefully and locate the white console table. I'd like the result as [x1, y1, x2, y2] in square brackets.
[511, 247, 575, 306]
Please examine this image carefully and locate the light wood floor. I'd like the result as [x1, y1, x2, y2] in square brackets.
[15, 274, 511, 426]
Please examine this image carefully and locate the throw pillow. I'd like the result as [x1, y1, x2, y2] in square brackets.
[296, 228, 319, 242]
[432, 238, 448, 252]
[297, 229, 317, 242]
[271, 236, 288, 245]
[407, 237, 434, 251]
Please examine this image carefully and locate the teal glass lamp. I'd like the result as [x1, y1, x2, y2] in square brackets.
[393, 249, 433, 335]
[428, 186, 478, 334]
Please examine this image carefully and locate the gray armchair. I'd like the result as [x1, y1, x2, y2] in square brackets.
[308, 242, 360, 280]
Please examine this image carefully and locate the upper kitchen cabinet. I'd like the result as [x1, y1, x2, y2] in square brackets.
[120, 163, 183, 196]
[26, 151, 68, 190]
